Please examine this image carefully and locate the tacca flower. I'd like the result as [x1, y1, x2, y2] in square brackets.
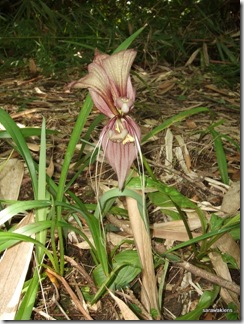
[68, 49, 140, 190]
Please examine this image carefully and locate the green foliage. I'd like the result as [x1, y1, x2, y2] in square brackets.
[0, 0, 239, 82]
[128, 175, 208, 235]
[175, 285, 220, 320]
[0, 109, 38, 197]
[209, 128, 229, 185]
[221, 253, 239, 270]
[142, 107, 210, 144]
[226, 302, 239, 320]
[93, 250, 141, 291]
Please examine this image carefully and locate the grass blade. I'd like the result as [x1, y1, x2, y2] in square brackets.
[35, 118, 48, 262]
[55, 95, 93, 274]
[142, 107, 209, 144]
[14, 271, 39, 320]
[210, 129, 229, 185]
[176, 285, 219, 320]
[113, 25, 147, 53]
[0, 127, 57, 139]
[0, 109, 38, 197]
[0, 232, 54, 263]
[0, 200, 51, 226]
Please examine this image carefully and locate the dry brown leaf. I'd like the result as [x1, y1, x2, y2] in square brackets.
[75, 230, 131, 250]
[34, 87, 46, 95]
[46, 269, 93, 320]
[212, 233, 240, 269]
[185, 48, 201, 66]
[202, 42, 209, 66]
[29, 58, 37, 75]
[27, 142, 40, 152]
[0, 159, 24, 201]
[151, 218, 202, 241]
[0, 213, 34, 320]
[108, 290, 139, 320]
[153, 229, 200, 242]
[158, 80, 176, 94]
[186, 119, 197, 129]
[175, 135, 192, 170]
[221, 181, 240, 215]
[143, 118, 158, 127]
[46, 156, 54, 178]
[205, 84, 233, 96]
[165, 128, 173, 168]
[174, 146, 197, 179]
[208, 251, 240, 310]
[126, 195, 160, 316]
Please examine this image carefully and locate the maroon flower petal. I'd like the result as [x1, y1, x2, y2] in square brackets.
[89, 90, 114, 118]
[93, 49, 110, 65]
[66, 49, 137, 119]
[101, 116, 141, 190]
[102, 49, 137, 99]
[126, 76, 136, 104]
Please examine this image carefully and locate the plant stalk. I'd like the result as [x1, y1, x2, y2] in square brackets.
[126, 193, 160, 318]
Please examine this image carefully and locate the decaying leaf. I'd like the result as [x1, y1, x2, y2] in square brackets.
[151, 218, 202, 241]
[108, 290, 139, 320]
[174, 146, 197, 179]
[185, 48, 201, 66]
[202, 42, 209, 66]
[27, 143, 40, 152]
[175, 135, 192, 171]
[208, 251, 240, 310]
[126, 194, 160, 316]
[212, 233, 240, 269]
[29, 58, 38, 75]
[0, 159, 24, 201]
[46, 156, 54, 178]
[0, 214, 34, 320]
[75, 231, 131, 250]
[165, 128, 173, 168]
[221, 181, 240, 215]
[158, 80, 176, 94]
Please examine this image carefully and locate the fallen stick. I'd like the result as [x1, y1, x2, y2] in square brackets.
[177, 261, 240, 295]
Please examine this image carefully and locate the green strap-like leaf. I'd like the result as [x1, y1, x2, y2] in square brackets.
[0, 108, 38, 197]
[210, 128, 229, 185]
[0, 200, 51, 226]
[113, 24, 147, 53]
[142, 107, 210, 143]
[175, 285, 220, 320]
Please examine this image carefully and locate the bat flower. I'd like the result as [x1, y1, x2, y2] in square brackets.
[68, 49, 141, 190]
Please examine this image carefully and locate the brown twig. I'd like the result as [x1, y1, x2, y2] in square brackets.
[177, 261, 240, 295]
[64, 254, 97, 294]
[106, 214, 133, 235]
[46, 268, 93, 320]
[32, 307, 56, 320]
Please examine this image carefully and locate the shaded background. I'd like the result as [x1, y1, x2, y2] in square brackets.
[0, 0, 240, 86]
